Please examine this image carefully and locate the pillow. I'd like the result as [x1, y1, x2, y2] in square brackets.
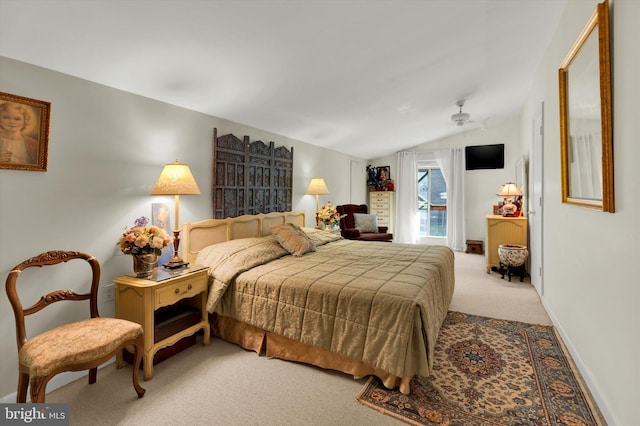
[353, 213, 379, 233]
[270, 223, 316, 256]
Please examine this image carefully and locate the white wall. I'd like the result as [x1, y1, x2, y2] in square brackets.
[0, 57, 365, 400]
[521, 0, 639, 424]
[370, 116, 524, 243]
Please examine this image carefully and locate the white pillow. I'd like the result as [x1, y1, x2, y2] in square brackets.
[353, 213, 379, 233]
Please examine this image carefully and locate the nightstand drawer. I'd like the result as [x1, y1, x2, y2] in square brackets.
[155, 276, 207, 308]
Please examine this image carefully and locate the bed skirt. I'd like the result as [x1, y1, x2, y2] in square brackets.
[211, 314, 412, 394]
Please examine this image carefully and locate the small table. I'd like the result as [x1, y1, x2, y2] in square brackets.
[113, 265, 210, 380]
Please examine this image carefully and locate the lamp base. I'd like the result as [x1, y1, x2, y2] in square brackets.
[162, 229, 189, 269]
[162, 259, 189, 269]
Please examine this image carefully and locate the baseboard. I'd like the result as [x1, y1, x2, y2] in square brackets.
[541, 298, 618, 426]
[0, 358, 115, 403]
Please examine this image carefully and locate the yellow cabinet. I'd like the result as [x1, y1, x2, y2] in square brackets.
[485, 215, 527, 273]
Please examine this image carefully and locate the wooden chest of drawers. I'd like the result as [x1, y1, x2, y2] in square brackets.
[369, 191, 394, 233]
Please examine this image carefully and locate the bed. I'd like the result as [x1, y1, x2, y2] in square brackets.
[182, 211, 454, 394]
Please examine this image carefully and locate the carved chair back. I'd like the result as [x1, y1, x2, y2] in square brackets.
[5, 250, 100, 351]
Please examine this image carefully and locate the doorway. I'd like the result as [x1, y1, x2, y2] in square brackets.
[530, 102, 544, 295]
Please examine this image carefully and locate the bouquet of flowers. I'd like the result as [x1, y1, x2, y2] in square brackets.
[317, 202, 344, 229]
[117, 216, 173, 256]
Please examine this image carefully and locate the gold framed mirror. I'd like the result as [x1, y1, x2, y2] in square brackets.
[559, 0, 614, 212]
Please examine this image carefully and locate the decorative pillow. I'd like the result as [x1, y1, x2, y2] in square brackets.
[270, 223, 316, 256]
[353, 213, 379, 233]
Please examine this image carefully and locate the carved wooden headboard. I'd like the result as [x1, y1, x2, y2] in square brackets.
[212, 128, 294, 219]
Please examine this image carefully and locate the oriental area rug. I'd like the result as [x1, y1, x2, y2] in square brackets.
[356, 311, 605, 426]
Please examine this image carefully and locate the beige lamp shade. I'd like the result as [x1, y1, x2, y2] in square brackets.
[151, 160, 201, 196]
[497, 182, 522, 198]
[305, 177, 329, 195]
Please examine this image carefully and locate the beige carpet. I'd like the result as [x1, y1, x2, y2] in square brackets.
[45, 252, 551, 425]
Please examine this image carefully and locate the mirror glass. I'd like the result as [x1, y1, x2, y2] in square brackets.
[559, 0, 614, 212]
[566, 29, 602, 201]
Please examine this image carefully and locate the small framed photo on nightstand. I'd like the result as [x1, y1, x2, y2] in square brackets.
[152, 203, 174, 266]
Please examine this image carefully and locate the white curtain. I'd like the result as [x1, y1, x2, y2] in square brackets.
[395, 151, 418, 244]
[434, 148, 466, 251]
[395, 149, 465, 249]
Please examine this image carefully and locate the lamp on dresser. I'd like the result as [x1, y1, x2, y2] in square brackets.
[306, 177, 329, 228]
[151, 160, 201, 268]
[497, 182, 522, 217]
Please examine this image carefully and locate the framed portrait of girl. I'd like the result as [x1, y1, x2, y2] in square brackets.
[0, 92, 51, 172]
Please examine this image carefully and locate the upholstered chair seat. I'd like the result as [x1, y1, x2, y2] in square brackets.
[336, 204, 393, 242]
[19, 317, 143, 378]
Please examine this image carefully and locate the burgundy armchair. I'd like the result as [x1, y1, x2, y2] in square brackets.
[336, 204, 393, 242]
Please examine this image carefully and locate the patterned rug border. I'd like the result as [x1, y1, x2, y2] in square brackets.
[356, 311, 606, 426]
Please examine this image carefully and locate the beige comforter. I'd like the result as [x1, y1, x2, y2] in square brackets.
[196, 229, 454, 378]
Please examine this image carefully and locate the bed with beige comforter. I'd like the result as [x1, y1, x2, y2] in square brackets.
[195, 227, 454, 393]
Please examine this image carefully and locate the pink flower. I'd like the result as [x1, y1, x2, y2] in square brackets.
[117, 216, 172, 255]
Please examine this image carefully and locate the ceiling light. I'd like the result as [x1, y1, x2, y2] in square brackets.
[451, 100, 470, 126]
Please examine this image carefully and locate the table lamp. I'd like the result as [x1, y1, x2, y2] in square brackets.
[497, 182, 522, 217]
[151, 160, 201, 268]
[306, 177, 329, 228]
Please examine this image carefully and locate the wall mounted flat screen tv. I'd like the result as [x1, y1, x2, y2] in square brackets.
[465, 144, 504, 170]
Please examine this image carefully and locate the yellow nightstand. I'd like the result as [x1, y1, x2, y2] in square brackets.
[113, 265, 210, 380]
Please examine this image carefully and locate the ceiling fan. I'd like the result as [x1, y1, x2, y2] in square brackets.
[451, 100, 470, 126]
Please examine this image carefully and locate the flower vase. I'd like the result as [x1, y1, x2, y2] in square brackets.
[132, 253, 157, 279]
[318, 221, 326, 230]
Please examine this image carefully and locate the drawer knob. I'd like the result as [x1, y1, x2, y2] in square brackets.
[174, 283, 193, 295]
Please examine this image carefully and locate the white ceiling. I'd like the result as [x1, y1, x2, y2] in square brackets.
[0, 0, 566, 159]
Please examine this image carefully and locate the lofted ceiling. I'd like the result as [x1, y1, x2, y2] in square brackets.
[0, 0, 566, 159]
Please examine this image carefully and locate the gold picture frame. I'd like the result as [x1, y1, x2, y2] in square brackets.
[558, 0, 613, 212]
[0, 92, 51, 172]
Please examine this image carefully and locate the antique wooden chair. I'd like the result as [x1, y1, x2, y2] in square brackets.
[5, 250, 146, 403]
[336, 204, 393, 242]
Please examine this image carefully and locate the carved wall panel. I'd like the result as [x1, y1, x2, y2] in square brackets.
[212, 128, 293, 219]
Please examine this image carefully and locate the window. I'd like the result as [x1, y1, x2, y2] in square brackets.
[418, 167, 447, 237]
